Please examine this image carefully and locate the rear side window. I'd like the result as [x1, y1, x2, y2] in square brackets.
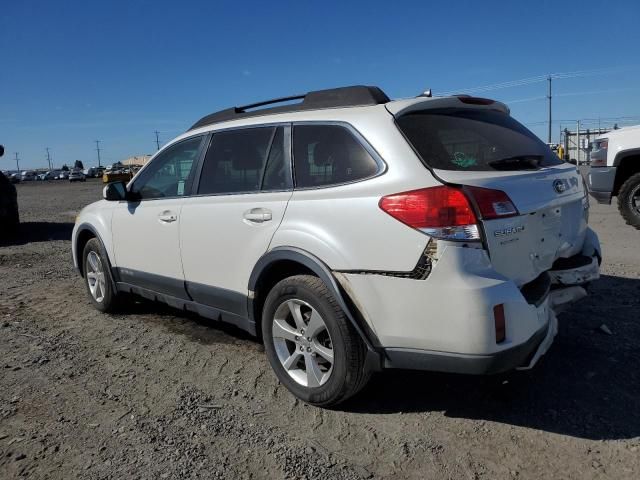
[198, 126, 291, 195]
[396, 109, 563, 171]
[293, 124, 380, 188]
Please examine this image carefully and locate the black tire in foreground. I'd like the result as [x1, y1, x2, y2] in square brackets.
[617, 172, 640, 230]
[82, 238, 123, 313]
[262, 274, 370, 407]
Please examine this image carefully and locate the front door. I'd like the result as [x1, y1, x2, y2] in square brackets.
[111, 135, 206, 298]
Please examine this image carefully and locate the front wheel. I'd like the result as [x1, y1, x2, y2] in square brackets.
[262, 275, 370, 407]
[82, 238, 122, 312]
[617, 172, 640, 230]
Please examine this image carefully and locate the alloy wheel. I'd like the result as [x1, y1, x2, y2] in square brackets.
[86, 251, 106, 303]
[271, 299, 334, 388]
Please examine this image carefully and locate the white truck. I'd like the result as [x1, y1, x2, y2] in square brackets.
[588, 125, 640, 229]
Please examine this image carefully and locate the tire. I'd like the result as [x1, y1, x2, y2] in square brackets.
[617, 172, 640, 230]
[261, 275, 369, 407]
[82, 238, 122, 313]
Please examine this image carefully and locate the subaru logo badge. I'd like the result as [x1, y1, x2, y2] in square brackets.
[553, 179, 567, 193]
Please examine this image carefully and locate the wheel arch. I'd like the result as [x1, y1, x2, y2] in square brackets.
[613, 149, 640, 196]
[249, 247, 382, 369]
[74, 224, 117, 288]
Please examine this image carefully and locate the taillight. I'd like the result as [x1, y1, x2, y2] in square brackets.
[590, 138, 608, 167]
[379, 186, 480, 240]
[379, 185, 519, 241]
[466, 186, 518, 219]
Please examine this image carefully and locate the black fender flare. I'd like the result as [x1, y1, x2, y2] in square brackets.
[74, 223, 119, 291]
[249, 247, 382, 370]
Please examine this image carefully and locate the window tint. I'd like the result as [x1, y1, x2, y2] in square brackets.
[130, 136, 203, 199]
[198, 126, 290, 195]
[293, 125, 379, 188]
[396, 109, 563, 171]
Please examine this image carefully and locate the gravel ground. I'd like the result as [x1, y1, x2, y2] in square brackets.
[1, 179, 639, 479]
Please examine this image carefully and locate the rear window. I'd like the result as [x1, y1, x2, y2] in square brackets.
[396, 108, 563, 171]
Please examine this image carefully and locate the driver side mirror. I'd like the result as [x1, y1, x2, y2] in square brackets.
[103, 181, 128, 201]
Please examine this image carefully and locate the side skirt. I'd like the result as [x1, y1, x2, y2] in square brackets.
[114, 273, 256, 335]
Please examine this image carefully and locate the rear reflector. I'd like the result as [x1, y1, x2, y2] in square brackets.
[466, 186, 518, 219]
[379, 186, 480, 241]
[493, 304, 506, 343]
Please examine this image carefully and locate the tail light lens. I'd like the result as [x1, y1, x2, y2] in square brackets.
[379, 186, 479, 240]
[466, 186, 518, 219]
[590, 138, 608, 167]
[379, 185, 519, 241]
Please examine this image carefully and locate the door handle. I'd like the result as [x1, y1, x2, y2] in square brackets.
[158, 210, 178, 223]
[243, 208, 272, 223]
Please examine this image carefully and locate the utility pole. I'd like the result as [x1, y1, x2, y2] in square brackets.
[154, 131, 161, 151]
[547, 75, 552, 144]
[576, 120, 580, 164]
[46, 147, 52, 170]
[14, 152, 20, 172]
[95, 140, 102, 167]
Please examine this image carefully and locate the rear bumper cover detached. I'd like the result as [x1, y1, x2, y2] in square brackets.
[384, 318, 552, 374]
[340, 228, 601, 376]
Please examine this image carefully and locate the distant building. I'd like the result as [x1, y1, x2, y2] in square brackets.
[121, 155, 152, 166]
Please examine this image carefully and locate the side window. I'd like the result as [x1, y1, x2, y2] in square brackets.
[131, 136, 203, 200]
[198, 126, 291, 195]
[293, 124, 380, 188]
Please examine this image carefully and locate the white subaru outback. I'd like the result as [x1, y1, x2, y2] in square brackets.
[72, 86, 601, 406]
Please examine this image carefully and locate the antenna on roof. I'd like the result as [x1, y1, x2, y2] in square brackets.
[419, 89, 432, 98]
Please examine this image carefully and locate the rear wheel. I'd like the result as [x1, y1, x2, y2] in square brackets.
[262, 275, 369, 407]
[617, 172, 640, 230]
[82, 238, 122, 312]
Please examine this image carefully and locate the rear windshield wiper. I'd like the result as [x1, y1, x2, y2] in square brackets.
[488, 155, 543, 171]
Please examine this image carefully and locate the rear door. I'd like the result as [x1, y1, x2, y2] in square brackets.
[179, 125, 293, 314]
[396, 106, 589, 286]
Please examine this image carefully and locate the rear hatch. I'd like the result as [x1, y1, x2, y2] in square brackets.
[394, 102, 589, 286]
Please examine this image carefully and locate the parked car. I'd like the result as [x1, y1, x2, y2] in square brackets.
[72, 85, 601, 406]
[0, 145, 19, 236]
[9, 173, 21, 184]
[58, 171, 70, 180]
[36, 171, 55, 181]
[102, 169, 133, 184]
[588, 125, 640, 229]
[69, 170, 86, 182]
[20, 170, 37, 182]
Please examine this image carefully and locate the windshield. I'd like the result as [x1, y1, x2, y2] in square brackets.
[396, 108, 563, 171]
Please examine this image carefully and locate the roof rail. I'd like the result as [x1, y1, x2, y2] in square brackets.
[189, 85, 390, 131]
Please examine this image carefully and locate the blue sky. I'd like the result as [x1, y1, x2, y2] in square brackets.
[2, 0, 640, 169]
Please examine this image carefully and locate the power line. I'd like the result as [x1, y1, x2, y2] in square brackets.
[439, 67, 638, 97]
[95, 140, 102, 167]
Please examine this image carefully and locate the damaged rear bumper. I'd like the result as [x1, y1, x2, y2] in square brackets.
[344, 228, 601, 376]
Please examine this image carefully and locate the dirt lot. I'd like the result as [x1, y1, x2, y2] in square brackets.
[1, 179, 639, 479]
